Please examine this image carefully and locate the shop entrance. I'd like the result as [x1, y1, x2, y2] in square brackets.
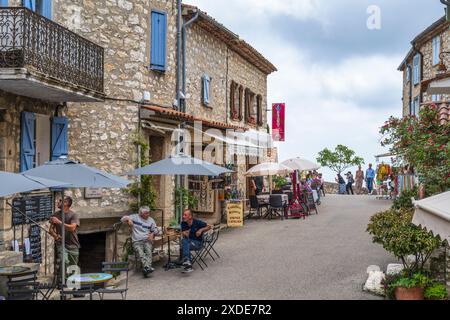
[78, 232, 106, 273]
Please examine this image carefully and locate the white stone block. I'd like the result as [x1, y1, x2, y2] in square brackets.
[386, 264, 404, 276]
[364, 271, 386, 296]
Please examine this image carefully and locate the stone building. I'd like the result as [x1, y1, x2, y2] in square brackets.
[0, 0, 276, 275]
[398, 14, 450, 289]
[398, 15, 450, 124]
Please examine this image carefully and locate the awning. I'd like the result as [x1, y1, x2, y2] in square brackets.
[412, 191, 450, 243]
[426, 78, 450, 95]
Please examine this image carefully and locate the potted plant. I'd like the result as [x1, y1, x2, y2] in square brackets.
[390, 273, 429, 300]
[273, 176, 287, 192]
[424, 283, 449, 300]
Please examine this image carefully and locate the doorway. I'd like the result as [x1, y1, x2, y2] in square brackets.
[78, 232, 106, 273]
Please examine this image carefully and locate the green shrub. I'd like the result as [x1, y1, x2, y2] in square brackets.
[382, 273, 405, 300]
[367, 208, 442, 274]
[390, 273, 430, 289]
[273, 176, 287, 189]
[424, 283, 448, 300]
[392, 187, 417, 210]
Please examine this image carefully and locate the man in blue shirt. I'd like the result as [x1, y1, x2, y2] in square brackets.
[181, 209, 212, 273]
[366, 164, 376, 195]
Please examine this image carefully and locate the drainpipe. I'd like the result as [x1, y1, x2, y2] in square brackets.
[182, 10, 200, 108]
[176, 0, 182, 107]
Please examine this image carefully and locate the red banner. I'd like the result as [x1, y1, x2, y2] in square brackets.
[272, 103, 285, 142]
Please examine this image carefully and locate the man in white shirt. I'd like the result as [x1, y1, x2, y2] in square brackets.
[121, 206, 160, 278]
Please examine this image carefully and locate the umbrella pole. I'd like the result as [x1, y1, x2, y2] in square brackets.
[60, 190, 65, 296]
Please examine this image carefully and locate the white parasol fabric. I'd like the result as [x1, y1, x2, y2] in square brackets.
[245, 162, 293, 177]
[281, 157, 321, 172]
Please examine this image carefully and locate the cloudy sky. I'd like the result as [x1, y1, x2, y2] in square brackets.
[186, 0, 444, 181]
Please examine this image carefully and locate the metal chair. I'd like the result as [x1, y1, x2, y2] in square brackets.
[267, 195, 287, 220]
[60, 283, 95, 300]
[191, 234, 210, 271]
[6, 270, 39, 300]
[247, 196, 267, 219]
[96, 262, 130, 300]
[200, 224, 221, 262]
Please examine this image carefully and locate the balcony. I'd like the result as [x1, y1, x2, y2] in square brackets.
[0, 7, 104, 102]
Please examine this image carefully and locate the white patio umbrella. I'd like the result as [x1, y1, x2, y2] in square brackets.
[282, 157, 321, 172]
[244, 162, 293, 177]
[24, 157, 131, 291]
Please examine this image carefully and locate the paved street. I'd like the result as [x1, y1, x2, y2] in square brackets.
[123, 195, 395, 300]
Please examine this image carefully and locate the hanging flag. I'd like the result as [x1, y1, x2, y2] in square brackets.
[272, 103, 285, 142]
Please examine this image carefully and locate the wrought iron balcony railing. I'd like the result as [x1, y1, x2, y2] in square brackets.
[0, 7, 104, 94]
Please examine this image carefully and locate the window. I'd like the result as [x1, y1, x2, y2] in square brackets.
[412, 96, 420, 117]
[256, 95, 263, 126]
[150, 10, 167, 72]
[23, 0, 52, 19]
[413, 53, 421, 85]
[406, 66, 411, 82]
[433, 36, 441, 66]
[20, 112, 68, 172]
[245, 89, 256, 125]
[230, 81, 239, 120]
[202, 74, 211, 107]
[432, 94, 441, 102]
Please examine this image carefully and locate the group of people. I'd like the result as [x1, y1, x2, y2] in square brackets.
[49, 196, 212, 281]
[336, 164, 377, 195]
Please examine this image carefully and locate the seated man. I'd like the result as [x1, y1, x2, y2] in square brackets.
[181, 209, 212, 273]
[121, 206, 160, 278]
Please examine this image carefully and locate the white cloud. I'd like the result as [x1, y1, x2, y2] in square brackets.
[185, 0, 403, 182]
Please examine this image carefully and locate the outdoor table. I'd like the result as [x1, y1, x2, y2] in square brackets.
[257, 194, 289, 206]
[0, 266, 31, 276]
[163, 228, 182, 271]
[66, 273, 113, 300]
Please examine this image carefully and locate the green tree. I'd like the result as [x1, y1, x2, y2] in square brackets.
[316, 145, 364, 174]
[380, 105, 450, 195]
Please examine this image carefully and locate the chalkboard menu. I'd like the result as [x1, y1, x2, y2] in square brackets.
[12, 194, 53, 226]
[29, 225, 42, 263]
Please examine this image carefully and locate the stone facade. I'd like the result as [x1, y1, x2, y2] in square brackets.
[0, 0, 275, 273]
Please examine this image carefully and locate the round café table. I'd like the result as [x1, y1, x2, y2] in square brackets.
[66, 273, 113, 300]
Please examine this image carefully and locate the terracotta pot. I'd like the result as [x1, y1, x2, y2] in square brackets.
[395, 287, 425, 300]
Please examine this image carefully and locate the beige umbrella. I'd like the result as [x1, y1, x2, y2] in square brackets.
[245, 162, 293, 177]
[282, 157, 321, 172]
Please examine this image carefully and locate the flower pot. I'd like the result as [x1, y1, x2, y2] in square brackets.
[395, 287, 424, 300]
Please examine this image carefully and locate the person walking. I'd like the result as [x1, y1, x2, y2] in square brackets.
[346, 172, 355, 195]
[355, 165, 364, 195]
[366, 164, 376, 195]
[336, 174, 346, 195]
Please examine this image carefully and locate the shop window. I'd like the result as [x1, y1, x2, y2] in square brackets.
[20, 112, 68, 172]
[23, 0, 52, 20]
[150, 10, 167, 72]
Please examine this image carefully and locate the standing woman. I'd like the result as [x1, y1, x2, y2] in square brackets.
[355, 166, 364, 195]
[336, 174, 347, 195]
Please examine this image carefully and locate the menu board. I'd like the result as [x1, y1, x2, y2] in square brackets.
[29, 225, 42, 263]
[226, 201, 244, 228]
[12, 194, 53, 226]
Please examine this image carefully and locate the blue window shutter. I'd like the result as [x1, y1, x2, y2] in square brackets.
[51, 117, 69, 161]
[202, 75, 210, 106]
[0, 0, 9, 7]
[433, 37, 440, 65]
[24, 0, 36, 11]
[20, 112, 36, 172]
[413, 54, 421, 85]
[150, 11, 167, 71]
[41, 0, 52, 19]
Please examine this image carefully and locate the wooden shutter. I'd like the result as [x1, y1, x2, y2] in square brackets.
[20, 112, 36, 172]
[150, 10, 167, 71]
[24, 0, 36, 11]
[41, 0, 52, 19]
[0, 0, 9, 6]
[51, 117, 69, 161]
[238, 86, 244, 121]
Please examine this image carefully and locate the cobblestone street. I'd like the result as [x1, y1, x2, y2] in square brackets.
[119, 195, 395, 300]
